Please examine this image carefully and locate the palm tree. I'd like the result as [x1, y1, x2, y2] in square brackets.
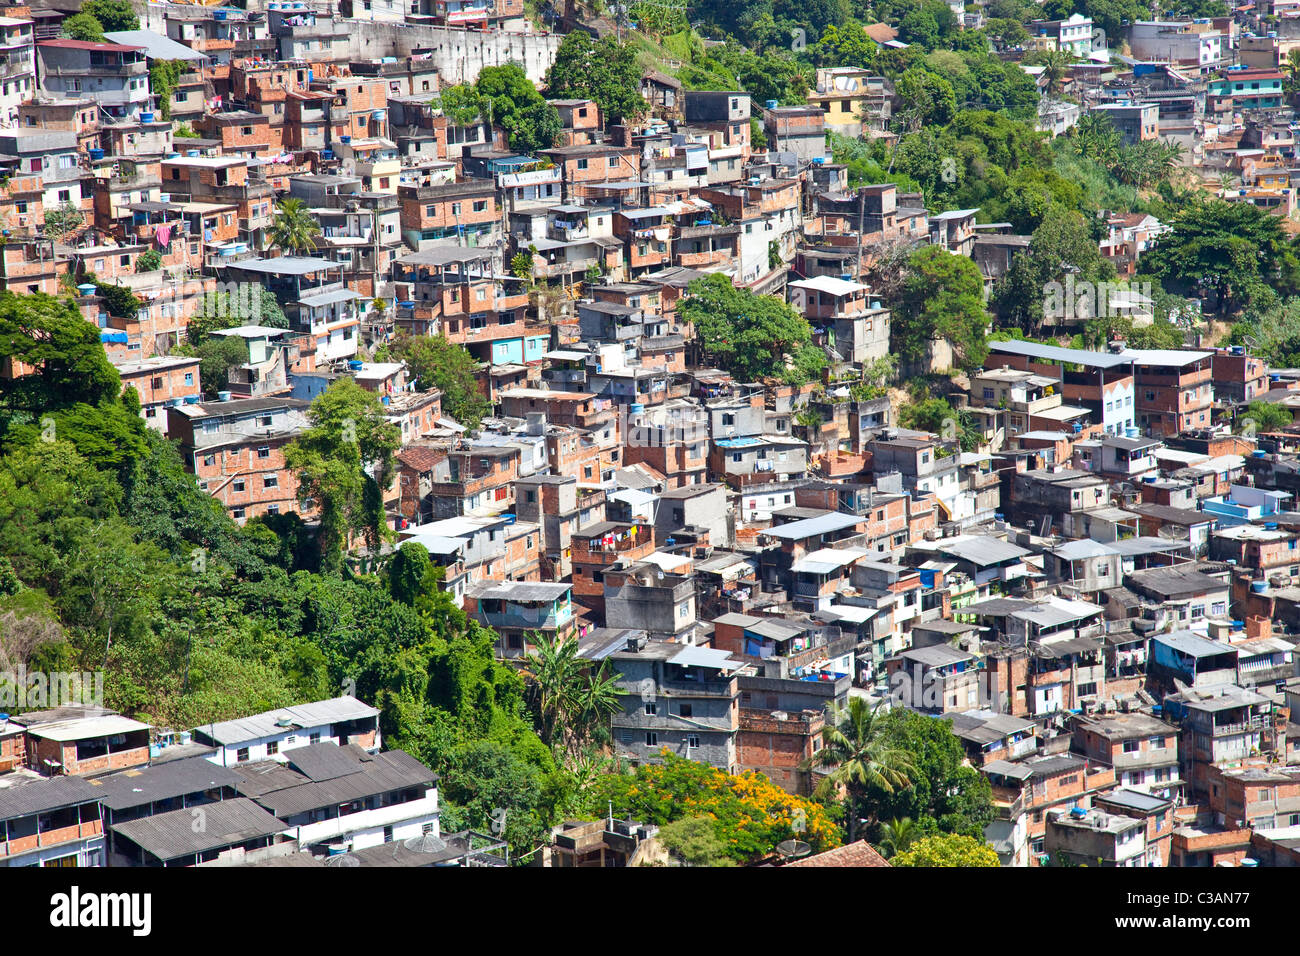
[802, 697, 917, 843]
[1036, 49, 1071, 97]
[877, 817, 921, 858]
[520, 631, 622, 767]
[269, 197, 321, 254]
[1286, 48, 1300, 99]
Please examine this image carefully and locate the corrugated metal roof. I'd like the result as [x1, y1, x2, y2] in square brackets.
[764, 512, 861, 540]
[95, 757, 241, 812]
[110, 797, 287, 861]
[0, 776, 102, 822]
[195, 696, 377, 747]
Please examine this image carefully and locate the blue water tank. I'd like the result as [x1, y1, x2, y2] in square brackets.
[88, 148, 104, 161]
[184, 395, 200, 405]
[1252, 581, 1268, 593]
[348, 360, 364, 371]
[629, 403, 644, 415]
[217, 390, 232, 402]
[765, 99, 778, 109]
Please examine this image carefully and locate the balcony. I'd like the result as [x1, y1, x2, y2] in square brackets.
[478, 603, 573, 631]
[0, 817, 102, 858]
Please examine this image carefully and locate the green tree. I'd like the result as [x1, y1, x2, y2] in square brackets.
[811, 21, 877, 68]
[1140, 198, 1300, 314]
[81, 0, 140, 31]
[510, 250, 534, 281]
[186, 287, 287, 344]
[658, 816, 736, 867]
[520, 632, 622, 767]
[1027, 48, 1072, 96]
[0, 292, 121, 413]
[135, 249, 162, 273]
[894, 68, 957, 130]
[867, 708, 996, 840]
[1241, 400, 1294, 434]
[43, 201, 84, 241]
[891, 245, 988, 371]
[681, 272, 824, 385]
[172, 334, 249, 396]
[284, 378, 401, 573]
[389, 333, 489, 430]
[62, 12, 105, 41]
[434, 83, 487, 127]
[804, 697, 917, 843]
[993, 206, 1114, 334]
[268, 197, 321, 254]
[93, 280, 143, 320]
[877, 817, 921, 858]
[892, 833, 1000, 867]
[545, 33, 646, 125]
[475, 63, 561, 154]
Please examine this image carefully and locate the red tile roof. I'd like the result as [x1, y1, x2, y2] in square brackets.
[788, 840, 891, 867]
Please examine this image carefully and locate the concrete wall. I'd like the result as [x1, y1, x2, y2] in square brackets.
[345, 23, 560, 84]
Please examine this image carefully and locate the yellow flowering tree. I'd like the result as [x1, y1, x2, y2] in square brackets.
[592, 750, 841, 863]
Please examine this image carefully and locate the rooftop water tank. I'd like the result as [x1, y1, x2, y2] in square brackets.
[1252, 581, 1268, 593]
[140, 111, 155, 124]
[77, 283, 97, 295]
[348, 359, 364, 370]
[217, 390, 232, 402]
[765, 99, 778, 109]
[183, 394, 200, 404]
[88, 148, 104, 161]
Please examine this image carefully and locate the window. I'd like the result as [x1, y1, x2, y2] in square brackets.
[644, 702, 657, 716]
[679, 704, 692, 717]
[577, 158, 589, 170]
[645, 732, 658, 746]
[687, 734, 700, 749]
[236, 747, 249, 762]
[263, 476, 278, 489]
[1123, 739, 1141, 753]
[266, 740, 278, 756]
[309, 732, 321, 744]
[233, 479, 246, 492]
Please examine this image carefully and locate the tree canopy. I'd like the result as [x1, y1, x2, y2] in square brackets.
[681, 273, 825, 385]
[890, 245, 989, 371]
[545, 33, 646, 126]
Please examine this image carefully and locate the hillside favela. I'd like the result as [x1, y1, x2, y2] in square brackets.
[1, 0, 1300, 888]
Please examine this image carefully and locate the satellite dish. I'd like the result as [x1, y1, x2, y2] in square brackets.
[404, 833, 448, 854]
[324, 853, 359, 867]
[776, 840, 812, 861]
